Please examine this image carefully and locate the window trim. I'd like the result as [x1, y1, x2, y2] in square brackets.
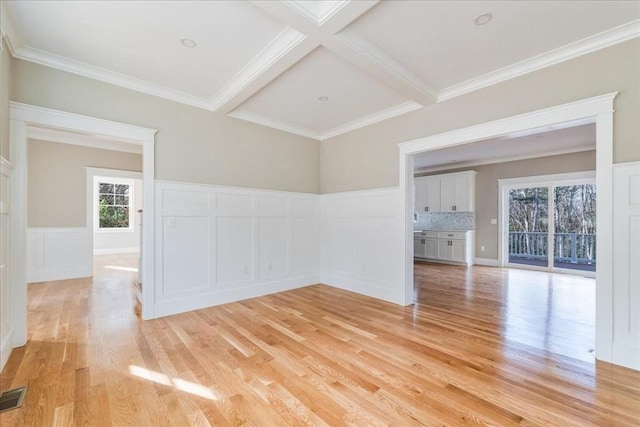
[93, 176, 135, 233]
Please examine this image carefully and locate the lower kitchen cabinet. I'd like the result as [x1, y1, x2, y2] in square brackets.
[414, 230, 475, 266]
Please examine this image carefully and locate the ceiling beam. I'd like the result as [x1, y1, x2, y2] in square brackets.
[215, 0, 426, 116]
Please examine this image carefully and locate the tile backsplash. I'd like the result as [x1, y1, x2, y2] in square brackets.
[414, 212, 475, 230]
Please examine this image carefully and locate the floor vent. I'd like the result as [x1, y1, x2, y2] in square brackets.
[0, 386, 27, 413]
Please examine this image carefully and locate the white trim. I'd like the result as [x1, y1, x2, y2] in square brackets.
[13, 47, 213, 110]
[230, 101, 423, 141]
[0, 156, 13, 170]
[474, 258, 500, 267]
[329, 29, 437, 105]
[399, 93, 615, 155]
[210, 26, 306, 112]
[28, 126, 143, 154]
[228, 110, 320, 140]
[438, 20, 640, 102]
[283, 0, 350, 26]
[320, 101, 423, 140]
[10, 103, 157, 351]
[414, 145, 595, 174]
[93, 247, 140, 256]
[10, 102, 156, 143]
[398, 93, 617, 366]
[0, 327, 14, 371]
[0, 1, 21, 56]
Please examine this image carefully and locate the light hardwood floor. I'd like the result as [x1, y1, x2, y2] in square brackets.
[1, 256, 639, 426]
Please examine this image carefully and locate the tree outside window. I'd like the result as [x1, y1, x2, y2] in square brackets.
[98, 181, 131, 229]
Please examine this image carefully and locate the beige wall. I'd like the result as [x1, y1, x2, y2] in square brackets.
[28, 139, 142, 227]
[321, 39, 640, 193]
[1, 37, 11, 160]
[417, 150, 596, 260]
[11, 60, 320, 194]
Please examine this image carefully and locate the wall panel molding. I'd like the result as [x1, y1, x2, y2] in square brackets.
[154, 181, 319, 318]
[320, 187, 404, 305]
[26, 227, 92, 283]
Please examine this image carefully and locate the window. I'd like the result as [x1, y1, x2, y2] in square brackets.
[95, 177, 134, 231]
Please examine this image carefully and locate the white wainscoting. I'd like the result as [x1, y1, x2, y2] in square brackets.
[26, 228, 93, 283]
[612, 162, 640, 370]
[154, 181, 319, 317]
[320, 187, 404, 305]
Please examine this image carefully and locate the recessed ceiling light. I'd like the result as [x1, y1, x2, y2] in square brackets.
[318, 96, 329, 102]
[181, 38, 197, 48]
[474, 13, 493, 26]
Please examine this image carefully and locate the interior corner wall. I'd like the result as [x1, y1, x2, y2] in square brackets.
[1, 36, 11, 160]
[28, 139, 142, 227]
[11, 58, 321, 194]
[320, 38, 640, 194]
[416, 150, 596, 261]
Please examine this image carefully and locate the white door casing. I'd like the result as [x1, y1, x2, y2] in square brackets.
[9, 102, 157, 352]
[398, 93, 623, 367]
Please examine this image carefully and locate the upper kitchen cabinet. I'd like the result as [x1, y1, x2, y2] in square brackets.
[414, 171, 476, 213]
[414, 178, 440, 213]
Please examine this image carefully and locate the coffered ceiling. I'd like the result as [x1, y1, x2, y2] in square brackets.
[2, 1, 639, 140]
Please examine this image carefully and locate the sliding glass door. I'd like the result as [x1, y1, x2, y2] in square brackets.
[508, 187, 549, 268]
[502, 173, 596, 274]
[552, 184, 596, 272]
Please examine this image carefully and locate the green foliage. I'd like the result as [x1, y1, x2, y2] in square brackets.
[99, 200, 129, 228]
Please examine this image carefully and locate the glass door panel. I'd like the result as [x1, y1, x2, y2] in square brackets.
[553, 184, 596, 272]
[508, 187, 549, 267]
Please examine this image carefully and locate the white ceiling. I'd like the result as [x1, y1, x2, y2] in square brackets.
[2, 1, 639, 140]
[413, 121, 596, 172]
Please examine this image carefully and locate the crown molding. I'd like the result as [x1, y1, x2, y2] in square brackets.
[228, 110, 321, 140]
[283, 0, 350, 26]
[319, 101, 422, 140]
[1, 156, 14, 170]
[231, 101, 422, 141]
[13, 46, 214, 110]
[28, 126, 143, 154]
[0, 1, 22, 56]
[210, 26, 307, 112]
[438, 19, 640, 102]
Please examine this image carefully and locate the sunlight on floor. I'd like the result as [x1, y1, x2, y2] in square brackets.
[128, 365, 219, 401]
[104, 265, 138, 272]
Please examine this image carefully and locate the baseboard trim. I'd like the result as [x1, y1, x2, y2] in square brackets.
[27, 267, 92, 284]
[93, 247, 140, 255]
[320, 273, 406, 306]
[474, 257, 500, 267]
[154, 274, 319, 318]
[0, 327, 14, 372]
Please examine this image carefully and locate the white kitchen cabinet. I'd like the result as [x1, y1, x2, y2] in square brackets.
[439, 174, 473, 212]
[414, 237, 425, 258]
[414, 171, 475, 213]
[414, 178, 440, 213]
[415, 230, 475, 265]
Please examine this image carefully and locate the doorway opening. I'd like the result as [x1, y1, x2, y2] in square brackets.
[8, 102, 156, 353]
[398, 93, 617, 365]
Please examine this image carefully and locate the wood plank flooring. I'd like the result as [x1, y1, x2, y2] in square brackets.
[1, 256, 639, 426]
